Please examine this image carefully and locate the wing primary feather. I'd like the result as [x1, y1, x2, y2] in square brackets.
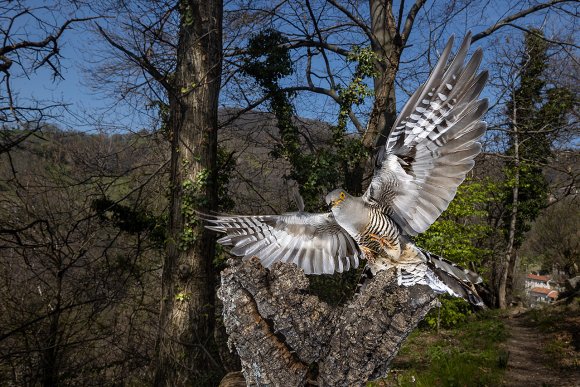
[364, 33, 488, 235]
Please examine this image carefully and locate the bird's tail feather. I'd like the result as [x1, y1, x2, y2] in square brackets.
[421, 249, 485, 307]
[421, 248, 482, 284]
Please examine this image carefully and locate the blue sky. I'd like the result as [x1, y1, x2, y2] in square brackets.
[6, 0, 577, 142]
[10, 29, 147, 132]
[5, 1, 150, 132]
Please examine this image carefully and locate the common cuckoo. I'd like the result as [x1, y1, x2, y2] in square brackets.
[205, 33, 487, 305]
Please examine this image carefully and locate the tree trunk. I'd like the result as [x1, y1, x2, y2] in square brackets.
[498, 104, 520, 309]
[363, 0, 401, 149]
[219, 258, 437, 386]
[506, 249, 519, 300]
[154, 1, 223, 385]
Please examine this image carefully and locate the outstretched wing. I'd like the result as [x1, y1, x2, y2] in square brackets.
[363, 32, 488, 236]
[204, 212, 361, 275]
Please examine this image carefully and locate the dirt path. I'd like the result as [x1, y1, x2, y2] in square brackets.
[502, 314, 579, 387]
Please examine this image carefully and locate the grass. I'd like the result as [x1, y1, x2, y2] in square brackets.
[372, 310, 508, 387]
[521, 298, 580, 371]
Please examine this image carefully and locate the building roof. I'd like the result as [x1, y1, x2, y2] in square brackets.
[530, 287, 559, 299]
[527, 273, 551, 282]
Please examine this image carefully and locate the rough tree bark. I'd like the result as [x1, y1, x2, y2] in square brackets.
[154, 0, 223, 385]
[363, 0, 401, 149]
[363, 0, 426, 149]
[218, 258, 438, 386]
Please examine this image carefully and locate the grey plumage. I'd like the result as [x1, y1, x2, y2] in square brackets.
[205, 33, 488, 306]
[366, 32, 488, 236]
[205, 212, 361, 275]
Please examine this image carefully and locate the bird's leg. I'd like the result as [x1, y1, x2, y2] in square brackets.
[368, 234, 398, 250]
[368, 234, 401, 259]
[361, 233, 402, 276]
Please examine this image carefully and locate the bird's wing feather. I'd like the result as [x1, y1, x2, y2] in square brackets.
[203, 212, 361, 274]
[363, 32, 488, 236]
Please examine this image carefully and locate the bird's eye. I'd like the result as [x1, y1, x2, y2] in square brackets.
[339, 192, 345, 199]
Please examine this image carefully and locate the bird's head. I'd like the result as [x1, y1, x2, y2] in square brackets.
[325, 188, 350, 210]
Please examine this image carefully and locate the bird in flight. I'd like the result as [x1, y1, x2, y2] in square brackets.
[205, 33, 487, 306]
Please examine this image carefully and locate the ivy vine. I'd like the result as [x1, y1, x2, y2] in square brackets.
[241, 29, 372, 209]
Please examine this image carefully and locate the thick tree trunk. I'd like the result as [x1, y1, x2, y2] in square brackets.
[219, 258, 437, 386]
[363, 0, 401, 149]
[154, 1, 223, 385]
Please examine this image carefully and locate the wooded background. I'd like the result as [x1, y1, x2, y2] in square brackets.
[0, 0, 577, 385]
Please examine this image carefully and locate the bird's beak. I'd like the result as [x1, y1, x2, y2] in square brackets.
[328, 198, 343, 209]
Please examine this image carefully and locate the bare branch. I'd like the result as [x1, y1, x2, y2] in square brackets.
[0, 17, 100, 57]
[97, 25, 172, 92]
[327, 0, 376, 46]
[219, 85, 364, 133]
[401, 0, 427, 45]
[287, 39, 351, 57]
[471, 0, 577, 42]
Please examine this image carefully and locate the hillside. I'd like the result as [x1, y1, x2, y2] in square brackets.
[1, 122, 577, 385]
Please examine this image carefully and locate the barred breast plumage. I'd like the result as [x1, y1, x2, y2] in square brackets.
[205, 32, 487, 306]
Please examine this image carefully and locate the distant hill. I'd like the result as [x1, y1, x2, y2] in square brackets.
[3, 115, 578, 215]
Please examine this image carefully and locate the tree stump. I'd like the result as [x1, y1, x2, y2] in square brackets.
[218, 258, 437, 386]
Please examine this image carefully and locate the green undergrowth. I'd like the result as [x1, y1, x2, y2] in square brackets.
[372, 309, 508, 387]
